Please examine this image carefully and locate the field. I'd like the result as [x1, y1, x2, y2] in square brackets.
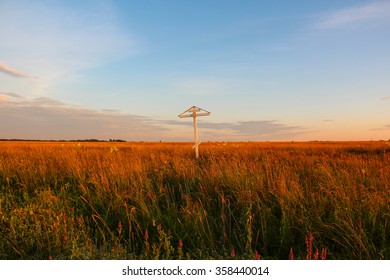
[0, 141, 389, 260]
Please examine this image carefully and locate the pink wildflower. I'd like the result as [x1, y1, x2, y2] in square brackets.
[145, 229, 149, 240]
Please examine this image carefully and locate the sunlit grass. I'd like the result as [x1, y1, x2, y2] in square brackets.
[0, 141, 389, 259]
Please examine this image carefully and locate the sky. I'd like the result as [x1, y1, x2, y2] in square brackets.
[1, 0, 389, 141]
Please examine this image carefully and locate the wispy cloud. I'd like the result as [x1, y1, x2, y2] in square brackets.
[1, 91, 306, 141]
[311, 2, 390, 30]
[0, 93, 167, 140]
[0, 1, 135, 94]
[0, 91, 24, 99]
[206, 120, 304, 137]
[212, 121, 306, 140]
[371, 124, 390, 131]
[163, 119, 306, 140]
[382, 96, 390, 101]
[0, 62, 37, 79]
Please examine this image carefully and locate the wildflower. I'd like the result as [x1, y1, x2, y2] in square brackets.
[321, 248, 327, 260]
[253, 250, 261, 260]
[305, 233, 313, 260]
[145, 229, 149, 240]
[314, 249, 319, 260]
[289, 247, 294, 260]
[178, 239, 183, 248]
[231, 248, 235, 258]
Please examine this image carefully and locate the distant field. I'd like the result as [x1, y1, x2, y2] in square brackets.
[0, 141, 389, 259]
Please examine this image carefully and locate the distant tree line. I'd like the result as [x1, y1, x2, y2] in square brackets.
[109, 139, 126, 142]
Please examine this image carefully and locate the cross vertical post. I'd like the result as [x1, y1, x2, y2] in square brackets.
[178, 106, 210, 159]
[193, 111, 199, 158]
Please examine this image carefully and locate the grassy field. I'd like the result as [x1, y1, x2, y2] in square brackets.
[0, 141, 389, 259]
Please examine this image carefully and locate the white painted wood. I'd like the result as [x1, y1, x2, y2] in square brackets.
[178, 106, 211, 159]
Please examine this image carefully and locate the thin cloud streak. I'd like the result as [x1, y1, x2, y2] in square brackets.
[382, 96, 390, 101]
[311, 2, 390, 30]
[371, 124, 390, 131]
[0, 91, 24, 99]
[162, 119, 306, 140]
[0, 62, 37, 79]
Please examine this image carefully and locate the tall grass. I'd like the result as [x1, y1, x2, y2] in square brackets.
[0, 141, 389, 259]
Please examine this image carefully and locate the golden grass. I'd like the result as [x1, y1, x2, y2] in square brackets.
[0, 141, 389, 259]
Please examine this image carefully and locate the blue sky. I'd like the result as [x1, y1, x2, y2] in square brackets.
[1, 0, 389, 141]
